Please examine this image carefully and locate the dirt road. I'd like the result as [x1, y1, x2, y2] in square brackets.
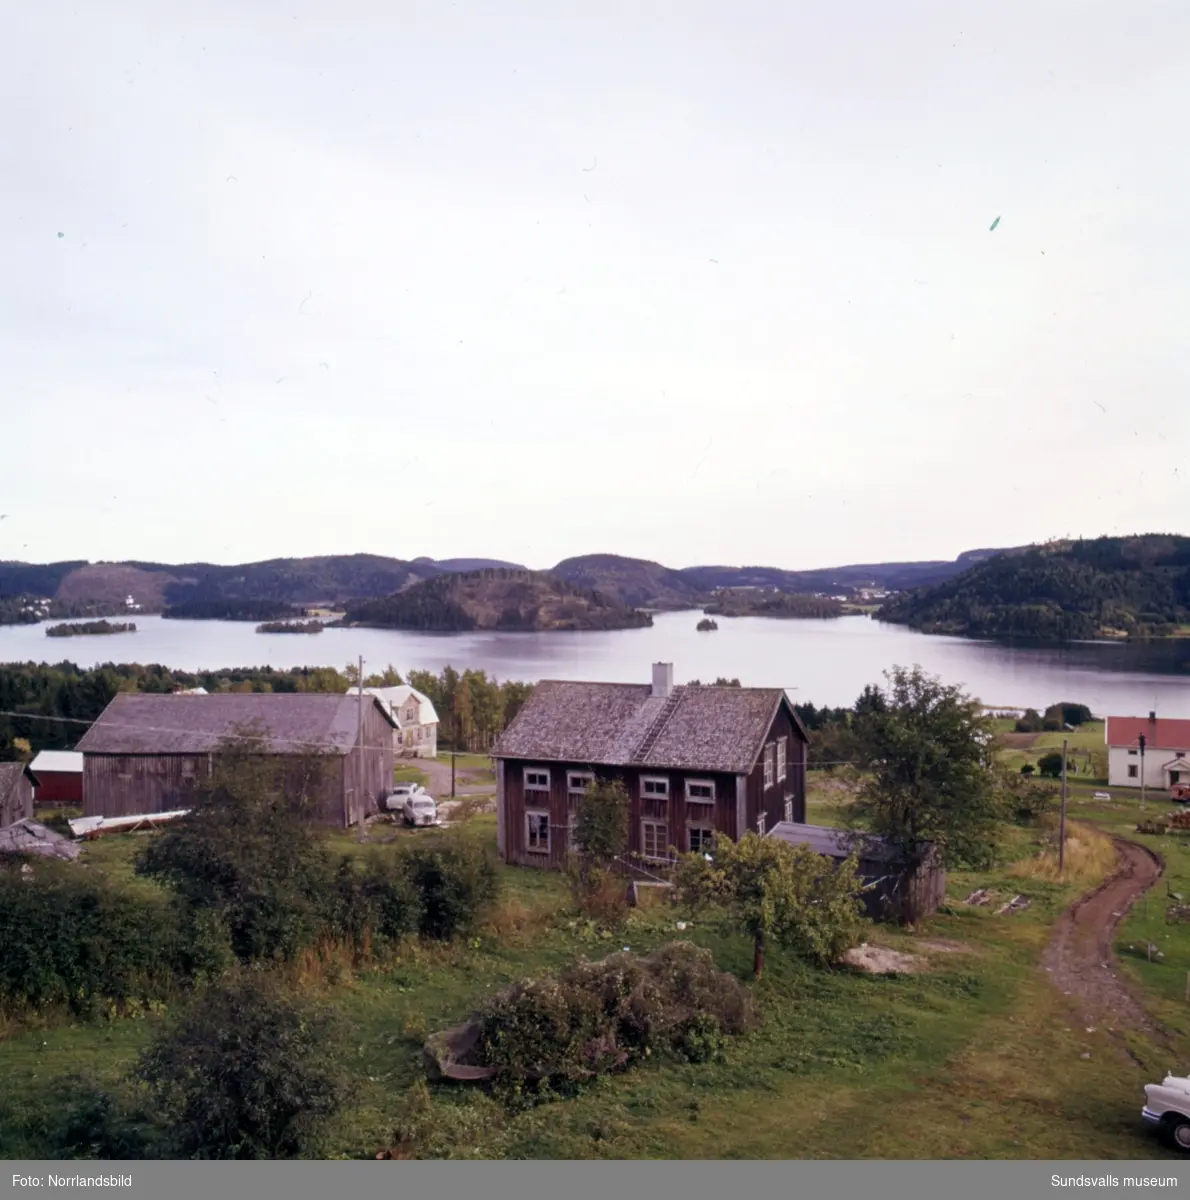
[416, 756, 494, 800]
[1042, 836, 1165, 1038]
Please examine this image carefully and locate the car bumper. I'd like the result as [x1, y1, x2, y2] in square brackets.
[1142, 1107, 1164, 1126]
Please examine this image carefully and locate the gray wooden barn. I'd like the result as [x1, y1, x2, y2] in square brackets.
[75, 692, 396, 827]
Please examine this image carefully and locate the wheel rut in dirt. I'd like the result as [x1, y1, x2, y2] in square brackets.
[1042, 835, 1167, 1042]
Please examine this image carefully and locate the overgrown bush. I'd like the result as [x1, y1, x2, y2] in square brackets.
[136, 973, 347, 1159]
[402, 840, 500, 941]
[996, 770, 1057, 826]
[471, 942, 757, 1096]
[42, 1076, 158, 1160]
[675, 833, 868, 975]
[326, 855, 422, 952]
[569, 780, 631, 922]
[0, 865, 186, 1014]
[136, 738, 338, 965]
[1015, 708, 1045, 733]
[1037, 751, 1068, 779]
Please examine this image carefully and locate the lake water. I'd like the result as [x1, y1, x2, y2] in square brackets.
[2, 613, 1189, 717]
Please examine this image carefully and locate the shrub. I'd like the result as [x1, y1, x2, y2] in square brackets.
[43, 1076, 158, 1160]
[1037, 751, 1067, 779]
[997, 771, 1056, 825]
[0, 865, 186, 1014]
[326, 854, 421, 952]
[402, 839, 500, 941]
[136, 973, 347, 1159]
[136, 737, 339, 964]
[471, 942, 757, 1096]
[570, 780, 631, 921]
[674, 833, 868, 975]
[1015, 709, 1044, 733]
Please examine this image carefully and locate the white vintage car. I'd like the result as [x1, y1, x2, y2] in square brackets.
[1143, 1076, 1190, 1150]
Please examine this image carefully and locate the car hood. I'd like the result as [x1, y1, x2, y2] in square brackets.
[1149, 1076, 1190, 1094]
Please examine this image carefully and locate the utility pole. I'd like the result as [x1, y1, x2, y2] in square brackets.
[1059, 737, 1068, 876]
[356, 655, 365, 835]
[1140, 733, 1147, 812]
[451, 709, 458, 799]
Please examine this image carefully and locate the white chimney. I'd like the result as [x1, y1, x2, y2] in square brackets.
[651, 662, 674, 699]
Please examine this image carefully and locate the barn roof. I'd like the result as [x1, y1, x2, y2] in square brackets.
[492, 680, 804, 774]
[29, 750, 84, 776]
[75, 693, 397, 756]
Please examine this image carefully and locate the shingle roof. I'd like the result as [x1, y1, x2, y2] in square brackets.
[75, 693, 396, 756]
[492, 681, 802, 775]
[1106, 716, 1190, 750]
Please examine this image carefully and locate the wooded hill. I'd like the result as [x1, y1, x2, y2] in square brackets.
[0, 547, 1009, 623]
[340, 569, 655, 632]
[877, 535, 1190, 641]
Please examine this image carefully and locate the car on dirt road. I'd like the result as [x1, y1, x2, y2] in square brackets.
[1142, 1076, 1190, 1150]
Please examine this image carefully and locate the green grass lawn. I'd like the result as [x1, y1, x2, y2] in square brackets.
[0, 804, 1179, 1160]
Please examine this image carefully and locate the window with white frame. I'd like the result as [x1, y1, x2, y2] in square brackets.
[1128, 764, 1139, 778]
[1128, 749, 1138, 756]
[756, 811, 767, 836]
[776, 737, 787, 782]
[641, 820, 669, 861]
[688, 824, 714, 855]
[784, 798, 793, 823]
[641, 776, 669, 798]
[526, 811, 550, 853]
[524, 767, 550, 791]
[686, 780, 715, 803]
[763, 745, 775, 789]
[567, 771, 594, 796]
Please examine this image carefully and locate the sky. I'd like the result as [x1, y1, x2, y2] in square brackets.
[2, 0, 1187, 572]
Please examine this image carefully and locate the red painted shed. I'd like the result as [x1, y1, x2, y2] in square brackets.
[28, 750, 84, 805]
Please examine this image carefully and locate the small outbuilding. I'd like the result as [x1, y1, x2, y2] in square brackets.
[28, 750, 84, 805]
[0, 762, 36, 829]
[765, 821, 946, 924]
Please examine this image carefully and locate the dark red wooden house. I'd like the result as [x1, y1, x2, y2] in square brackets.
[492, 663, 809, 869]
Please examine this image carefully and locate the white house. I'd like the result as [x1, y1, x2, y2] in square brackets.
[351, 685, 439, 758]
[1105, 713, 1190, 791]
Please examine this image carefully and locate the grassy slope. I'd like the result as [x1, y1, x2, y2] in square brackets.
[0, 799, 1180, 1160]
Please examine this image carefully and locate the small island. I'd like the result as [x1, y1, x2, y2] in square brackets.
[696, 617, 719, 632]
[46, 620, 137, 638]
[256, 620, 325, 634]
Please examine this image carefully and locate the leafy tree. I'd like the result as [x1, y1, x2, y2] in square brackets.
[136, 974, 347, 1159]
[1044, 702, 1093, 728]
[848, 666, 1002, 869]
[1015, 708, 1044, 733]
[1037, 751, 1068, 779]
[674, 833, 867, 977]
[569, 779, 631, 920]
[136, 731, 336, 963]
[402, 839, 500, 941]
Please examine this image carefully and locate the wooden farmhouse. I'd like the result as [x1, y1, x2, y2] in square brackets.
[75, 692, 396, 827]
[0, 762, 35, 829]
[491, 663, 809, 868]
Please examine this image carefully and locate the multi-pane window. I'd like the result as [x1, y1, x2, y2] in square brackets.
[1128, 765, 1139, 778]
[784, 798, 793, 823]
[526, 811, 550, 853]
[689, 825, 714, 855]
[641, 776, 669, 798]
[776, 738, 787, 782]
[686, 780, 715, 803]
[763, 745, 775, 789]
[567, 772, 593, 850]
[524, 768, 550, 790]
[756, 812, 767, 836]
[642, 821, 669, 861]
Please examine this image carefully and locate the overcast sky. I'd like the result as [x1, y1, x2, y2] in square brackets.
[2, 1, 1187, 571]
